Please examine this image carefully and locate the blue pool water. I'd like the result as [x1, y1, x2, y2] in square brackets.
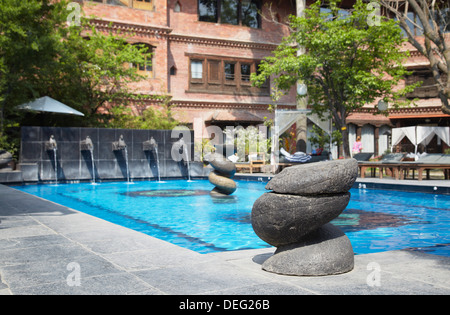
[13, 180, 450, 256]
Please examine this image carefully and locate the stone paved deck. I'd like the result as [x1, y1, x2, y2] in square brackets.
[1, 183, 449, 296]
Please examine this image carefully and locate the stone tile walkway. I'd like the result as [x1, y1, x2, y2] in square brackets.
[1, 184, 449, 295]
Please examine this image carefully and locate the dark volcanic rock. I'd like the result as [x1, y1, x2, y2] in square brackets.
[208, 171, 237, 195]
[265, 159, 358, 195]
[262, 223, 354, 276]
[206, 153, 236, 177]
[252, 192, 350, 246]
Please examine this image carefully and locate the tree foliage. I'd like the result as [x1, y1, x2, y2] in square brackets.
[0, 0, 175, 154]
[379, 0, 450, 115]
[107, 97, 180, 130]
[252, 0, 416, 157]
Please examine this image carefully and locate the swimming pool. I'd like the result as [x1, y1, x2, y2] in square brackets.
[13, 180, 450, 256]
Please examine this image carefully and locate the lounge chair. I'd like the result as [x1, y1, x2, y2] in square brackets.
[235, 152, 266, 174]
[398, 154, 450, 180]
[352, 152, 373, 162]
[275, 148, 332, 172]
[280, 148, 312, 163]
[358, 153, 405, 179]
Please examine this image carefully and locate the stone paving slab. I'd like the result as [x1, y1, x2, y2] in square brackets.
[1, 184, 449, 295]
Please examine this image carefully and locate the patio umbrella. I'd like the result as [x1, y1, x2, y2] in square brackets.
[16, 96, 84, 116]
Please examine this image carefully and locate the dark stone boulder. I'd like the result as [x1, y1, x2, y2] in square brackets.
[262, 223, 354, 276]
[251, 157, 358, 276]
[205, 153, 236, 177]
[265, 159, 358, 195]
[252, 192, 350, 246]
[208, 171, 236, 195]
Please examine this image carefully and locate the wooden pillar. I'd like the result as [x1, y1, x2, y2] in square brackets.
[295, 0, 307, 153]
[374, 125, 379, 156]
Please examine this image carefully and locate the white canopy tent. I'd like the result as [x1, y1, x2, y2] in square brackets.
[272, 109, 335, 165]
[391, 126, 450, 153]
[271, 109, 310, 166]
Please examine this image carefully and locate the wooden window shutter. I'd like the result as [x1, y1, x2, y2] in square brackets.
[208, 60, 220, 83]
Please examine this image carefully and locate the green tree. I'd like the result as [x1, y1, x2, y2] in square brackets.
[379, 0, 450, 115]
[0, 0, 67, 146]
[107, 96, 180, 130]
[308, 124, 342, 151]
[252, 0, 417, 158]
[0, 0, 154, 151]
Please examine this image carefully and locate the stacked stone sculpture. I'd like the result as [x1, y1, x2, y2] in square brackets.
[251, 158, 358, 276]
[206, 153, 237, 196]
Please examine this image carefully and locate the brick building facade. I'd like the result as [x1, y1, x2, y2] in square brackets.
[82, 0, 450, 158]
[83, 0, 297, 141]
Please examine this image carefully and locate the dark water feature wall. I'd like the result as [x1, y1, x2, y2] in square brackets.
[19, 126, 207, 183]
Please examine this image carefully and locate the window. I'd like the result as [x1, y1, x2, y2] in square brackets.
[133, 0, 153, 11]
[188, 56, 269, 95]
[133, 44, 154, 77]
[208, 60, 220, 82]
[91, 0, 154, 11]
[241, 0, 260, 28]
[199, 0, 218, 23]
[220, 0, 239, 25]
[405, 69, 445, 99]
[224, 63, 235, 81]
[191, 60, 203, 79]
[198, 0, 261, 28]
[240, 63, 251, 82]
[174, 1, 181, 12]
[138, 62, 152, 72]
[106, 0, 127, 6]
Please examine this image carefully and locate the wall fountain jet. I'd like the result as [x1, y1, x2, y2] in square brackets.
[112, 135, 130, 182]
[45, 135, 58, 184]
[172, 136, 191, 181]
[143, 137, 161, 182]
[80, 136, 96, 183]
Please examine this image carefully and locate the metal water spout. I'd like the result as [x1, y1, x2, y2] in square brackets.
[143, 136, 161, 181]
[112, 135, 130, 182]
[143, 137, 157, 151]
[112, 134, 127, 151]
[174, 137, 191, 181]
[45, 135, 58, 183]
[80, 136, 93, 151]
[45, 135, 57, 150]
[81, 136, 96, 183]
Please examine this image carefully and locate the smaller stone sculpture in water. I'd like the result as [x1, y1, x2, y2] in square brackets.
[205, 153, 237, 196]
[251, 158, 358, 276]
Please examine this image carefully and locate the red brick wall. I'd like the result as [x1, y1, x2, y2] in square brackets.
[82, 0, 298, 126]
